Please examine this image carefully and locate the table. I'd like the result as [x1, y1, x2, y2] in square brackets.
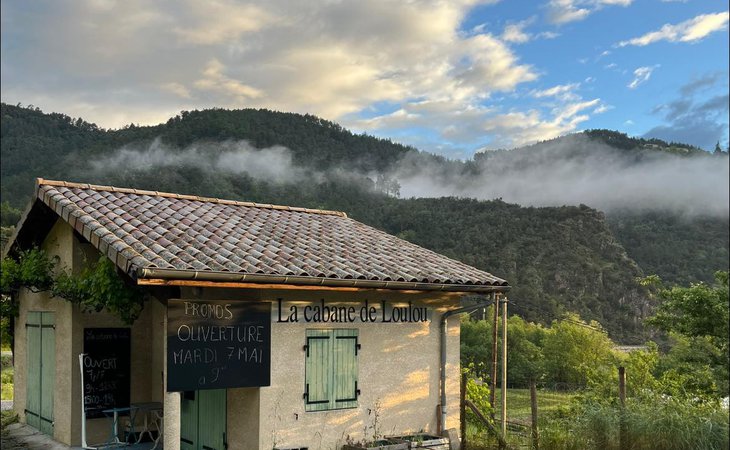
[101, 407, 133, 446]
[129, 402, 163, 449]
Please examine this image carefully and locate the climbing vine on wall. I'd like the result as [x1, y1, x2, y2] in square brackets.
[1, 247, 145, 325]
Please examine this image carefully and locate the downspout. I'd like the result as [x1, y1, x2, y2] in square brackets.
[440, 291, 502, 433]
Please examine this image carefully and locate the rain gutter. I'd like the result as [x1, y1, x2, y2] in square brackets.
[137, 267, 509, 293]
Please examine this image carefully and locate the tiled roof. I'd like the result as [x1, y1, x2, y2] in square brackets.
[29, 179, 508, 291]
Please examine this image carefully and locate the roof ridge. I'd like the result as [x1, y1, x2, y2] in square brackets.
[36, 178, 348, 218]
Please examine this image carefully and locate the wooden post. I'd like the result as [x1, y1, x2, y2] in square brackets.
[501, 298, 508, 438]
[619, 366, 627, 450]
[618, 366, 626, 406]
[530, 380, 539, 450]
[461, 372, 467, 450]
[490, 293, 499, 419]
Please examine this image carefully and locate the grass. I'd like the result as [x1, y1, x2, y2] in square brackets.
[1, 353, 12, 401]
[492, 388, 576, 423]
[466, 388, 576, 449]
[1, 409, 19, 430]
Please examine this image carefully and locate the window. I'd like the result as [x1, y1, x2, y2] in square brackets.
[304, 329, 360, 411]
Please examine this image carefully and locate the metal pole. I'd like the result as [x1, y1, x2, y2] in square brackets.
[530, 380, 539, 450]
[501, 298, 508, 437]
[490, 292, 499, 418]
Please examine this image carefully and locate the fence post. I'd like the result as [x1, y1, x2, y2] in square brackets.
[461, 372, 467, 450]
[530, 380, 539, 450]
[491, 293, 499, 420]
[619, 366, 627, 450]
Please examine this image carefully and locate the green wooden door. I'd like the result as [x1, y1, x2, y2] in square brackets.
[198, 389, 226, 450]
[180, 392, 199, 450]
[180, 390, 226, 450]
[40, 313, 55, 434]
[25, 311, 54, 435]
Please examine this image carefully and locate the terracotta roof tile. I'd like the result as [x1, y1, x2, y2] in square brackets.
[31, 179, 508, 289]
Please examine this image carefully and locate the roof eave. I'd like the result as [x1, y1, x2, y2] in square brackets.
[137, 267, 511, 293]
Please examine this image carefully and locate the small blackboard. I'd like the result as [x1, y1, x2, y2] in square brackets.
[167, 300, 271, 392]
[82, 328, 131, 419]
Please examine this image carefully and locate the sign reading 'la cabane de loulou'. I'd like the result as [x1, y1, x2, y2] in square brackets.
[276, 299, 430, 323]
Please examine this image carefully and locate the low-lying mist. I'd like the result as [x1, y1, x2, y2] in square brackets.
[91, 135, 730, 217]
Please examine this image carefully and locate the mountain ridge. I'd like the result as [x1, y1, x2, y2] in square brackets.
[2, 103, 728, 343]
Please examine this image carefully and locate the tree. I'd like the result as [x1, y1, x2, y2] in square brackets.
[647, 271, 729, 351]
[646, 271, 730, 396]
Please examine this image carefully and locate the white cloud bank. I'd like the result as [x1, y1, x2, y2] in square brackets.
[617, 11, 729, 47]
[1, 0, 609, 154]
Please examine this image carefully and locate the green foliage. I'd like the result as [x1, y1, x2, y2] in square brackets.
[656, 334, 726, 397]
[53, 258, 145, 325]
[1, 248, 55, 319]
[646, 271, 729, 396]
[542, 314, 617, 388]
[506, 315, 546, 386]
[0, 202, 21, 227]
[1, 249, 145, 325]
[540, 396, 729, 450]
[462, 312, 619, 390]
[619, 343, 659, 397]
[1, 354, 11, 402]
[608, 213, 729, 286]
[463, 363, 494, 430]
[648, 271, 729, 346]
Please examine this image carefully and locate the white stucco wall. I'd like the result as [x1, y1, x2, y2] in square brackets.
[190, 287, 463, 450]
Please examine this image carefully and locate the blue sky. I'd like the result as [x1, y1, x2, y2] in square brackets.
[1, 0, 728, 158]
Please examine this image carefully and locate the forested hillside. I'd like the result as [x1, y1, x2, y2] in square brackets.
[2, 103, 728, 342]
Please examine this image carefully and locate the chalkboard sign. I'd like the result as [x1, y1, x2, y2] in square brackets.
[167, 300, 271, 392]
[82, 328, 131, 419]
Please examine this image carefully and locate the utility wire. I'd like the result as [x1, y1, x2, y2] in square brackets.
[500, 298, 607, 333]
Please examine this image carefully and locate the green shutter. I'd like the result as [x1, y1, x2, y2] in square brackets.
[25, 311, 54, 434]
[305, 329, 359, 412]
[305, 330, 333, 412]
[333, 329, 358, 409]
[40, 312, 55, 435]
[26, 312, 41, 429]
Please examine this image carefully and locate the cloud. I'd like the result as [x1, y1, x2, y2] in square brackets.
[617, 11, 729, 46]
[502, 22, 532, 43]
[547, 0, 632, 25]
[91, 138, 306, 183]
[90, 132, 730, 218]
[627, 66, 657, 89]
[531, 83, 581, 100]
[392, 134, 729, 217]
[643, 74, 729, 150]
[355, 93, 602, 151]
[1, 0, 541, 150]
[501, 17, 559, 44]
